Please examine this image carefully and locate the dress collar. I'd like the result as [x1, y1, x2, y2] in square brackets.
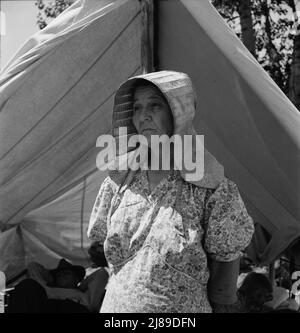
[139, 169, 180, 199]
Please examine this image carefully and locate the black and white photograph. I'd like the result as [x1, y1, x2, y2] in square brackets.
[0, 0, 300, 319]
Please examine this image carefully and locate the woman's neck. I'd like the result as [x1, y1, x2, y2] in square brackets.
[147, 147, 174, 171]
[146, 148, 175, 191]
[146, 169, 171, 192]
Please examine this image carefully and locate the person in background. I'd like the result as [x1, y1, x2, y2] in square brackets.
[6, 259, 89, 313]
[6, 242, 109, 313]
[237, 272, 273, 313]
[79, 241, 109, 312]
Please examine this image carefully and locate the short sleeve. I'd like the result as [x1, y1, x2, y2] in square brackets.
[203, 178, 254, 262]
[87, 176, 117, 244]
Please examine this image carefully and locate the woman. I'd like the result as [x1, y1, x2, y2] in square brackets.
[88, 71, 254, 313]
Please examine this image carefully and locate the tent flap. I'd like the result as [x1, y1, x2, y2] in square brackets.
[0, 227, 25, 280]
[158, 0, 300, 263]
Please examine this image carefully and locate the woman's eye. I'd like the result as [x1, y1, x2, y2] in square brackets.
[150, 102, 160, 109]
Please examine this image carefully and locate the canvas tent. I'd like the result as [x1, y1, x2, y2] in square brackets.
[0, 0, 300, 280]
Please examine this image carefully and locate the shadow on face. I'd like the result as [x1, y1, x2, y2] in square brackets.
[132, 82, 174, 140]
[54, 269, 81, 289]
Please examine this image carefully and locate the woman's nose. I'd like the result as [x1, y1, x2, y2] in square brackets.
[139, 107, 152, 121]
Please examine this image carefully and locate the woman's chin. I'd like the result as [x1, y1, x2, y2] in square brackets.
[141, 133, 155, 144]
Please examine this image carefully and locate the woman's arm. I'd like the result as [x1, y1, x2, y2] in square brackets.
[87, 176, 117, 243]
[207, 257, 241, 312]
[201, 178, 255, 311]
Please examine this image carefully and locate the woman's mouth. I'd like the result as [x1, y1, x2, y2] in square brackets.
[141, 128, 155, 133]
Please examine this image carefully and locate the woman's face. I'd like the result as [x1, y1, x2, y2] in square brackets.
[132, 84, 173, 142]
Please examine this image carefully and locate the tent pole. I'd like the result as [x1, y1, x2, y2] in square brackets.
[140, 0, 155, 73]
[269, 261, 275, 288]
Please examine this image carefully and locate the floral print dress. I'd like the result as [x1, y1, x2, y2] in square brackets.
[87, 169, 254, 313]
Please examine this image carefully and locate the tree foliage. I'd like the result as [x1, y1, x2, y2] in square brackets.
[211, 0, 296, 95]
[35, 0, 75, 30]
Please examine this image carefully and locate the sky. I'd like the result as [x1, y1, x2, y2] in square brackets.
[0, 0, 40, 70]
